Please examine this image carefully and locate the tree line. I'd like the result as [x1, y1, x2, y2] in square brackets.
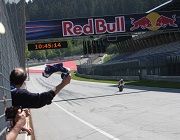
[25, 0, 167, 21]
[25, 0, 168, 60]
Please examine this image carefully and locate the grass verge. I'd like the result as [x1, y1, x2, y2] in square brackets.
[70, 71, 180, 89]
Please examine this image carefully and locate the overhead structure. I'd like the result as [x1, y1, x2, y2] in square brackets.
[26, 0, 180, 52]
[146, 0, 180, 13]
[26, 11, 180, 41]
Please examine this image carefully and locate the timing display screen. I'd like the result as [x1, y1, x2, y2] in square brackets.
[28, 41, 68, 51]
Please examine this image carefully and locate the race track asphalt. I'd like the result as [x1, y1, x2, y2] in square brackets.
[25, 65, 180, 140]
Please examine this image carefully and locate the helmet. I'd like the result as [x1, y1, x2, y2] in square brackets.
[120, 79, 123, 81]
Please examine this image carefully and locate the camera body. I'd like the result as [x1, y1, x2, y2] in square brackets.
[42, 63, 70, 78]
[5, 106, 21, 121]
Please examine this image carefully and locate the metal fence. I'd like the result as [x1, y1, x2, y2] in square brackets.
[0, 0, 25, 139]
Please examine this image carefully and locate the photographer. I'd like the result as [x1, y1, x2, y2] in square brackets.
[10, 67, 71, 108]
[6, 109, 29, 140]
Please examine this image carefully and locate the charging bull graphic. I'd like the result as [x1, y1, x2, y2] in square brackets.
[130, 12, 178, 31]
[130, 17, 153, 31]
[155, 14, 178, 28]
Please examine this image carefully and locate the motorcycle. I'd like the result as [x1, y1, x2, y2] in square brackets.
[118, 80, 124, 92]
[118, 83, 124, 92]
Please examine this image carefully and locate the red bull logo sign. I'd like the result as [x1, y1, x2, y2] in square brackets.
[26, 11, 180, 40]
[62, 16, 126, 37]
[130, 12, 178, 31]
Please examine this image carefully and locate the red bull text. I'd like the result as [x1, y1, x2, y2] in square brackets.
[62, 16, 126, 37]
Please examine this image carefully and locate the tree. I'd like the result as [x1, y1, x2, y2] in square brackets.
[29, 50, 46, 60]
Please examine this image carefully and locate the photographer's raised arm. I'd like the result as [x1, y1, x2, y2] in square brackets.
[10, 68, 71, 108]
[52, 74, 71, 95]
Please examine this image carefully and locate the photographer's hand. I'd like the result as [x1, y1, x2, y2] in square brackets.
[6, 109, 26, 140]
[21, 108, 33, 135]
[23, 108, 30, 117]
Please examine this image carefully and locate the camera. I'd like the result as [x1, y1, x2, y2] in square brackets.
[5, 106, 21, 121]
[42, 63, 70, 78]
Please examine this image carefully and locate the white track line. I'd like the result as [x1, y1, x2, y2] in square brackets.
[31, 77, 120, 140]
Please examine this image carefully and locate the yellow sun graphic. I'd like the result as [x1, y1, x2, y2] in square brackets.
[146, 12, 161, 31]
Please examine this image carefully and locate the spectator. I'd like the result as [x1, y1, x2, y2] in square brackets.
[10, 67, 71, 108]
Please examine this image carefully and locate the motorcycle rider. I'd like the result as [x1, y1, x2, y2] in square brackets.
[119, 79, 124, 85]
[118, 79, 125, 91]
